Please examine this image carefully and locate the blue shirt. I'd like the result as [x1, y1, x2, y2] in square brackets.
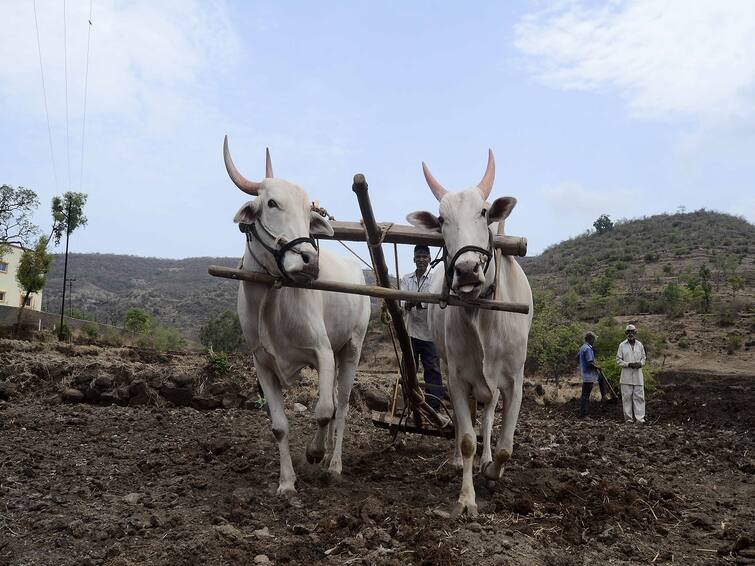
[578, 343, 598, 383]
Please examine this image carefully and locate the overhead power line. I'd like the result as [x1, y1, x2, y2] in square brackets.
[63, 0, 71, 191]
[32, 0, 60, 193]
[79, 0, 93, 192]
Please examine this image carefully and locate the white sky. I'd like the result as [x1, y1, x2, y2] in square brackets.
[1, 0, 754, 273]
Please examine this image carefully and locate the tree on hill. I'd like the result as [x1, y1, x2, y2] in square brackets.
[124, 308, 152, 334]
[593, 214, 614, 234]
[0, 184, 40, 260]
[16, 237, 52, 324]
[200, 310, 244, 352]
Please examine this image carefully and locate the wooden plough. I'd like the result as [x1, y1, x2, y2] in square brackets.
[209, 174, 529, 438]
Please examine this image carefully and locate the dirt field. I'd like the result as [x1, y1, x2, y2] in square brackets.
[0, 340, 753, 565]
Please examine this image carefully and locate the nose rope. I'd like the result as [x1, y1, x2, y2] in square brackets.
[245, 220, 319, 280]
[439, 229, 496, 299]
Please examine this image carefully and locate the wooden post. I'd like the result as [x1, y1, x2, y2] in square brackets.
[351, 174, 445, 428]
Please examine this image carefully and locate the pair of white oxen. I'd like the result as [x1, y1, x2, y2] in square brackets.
[223, 137, 533, 517]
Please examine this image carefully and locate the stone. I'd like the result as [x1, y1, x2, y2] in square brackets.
[100, 390, 127, 406]
[94, 375, 114, 389]
[62, 388, 85, 403]
[431, 509, 451, 519]
[231, 487, 256, 506]
[173, 374, 194, 388]
[254, 555, 271, 564]
[292, 524, 311, 535]
[123, 493, 142, 505]
[221, 395, 242, 409]
[160, 385, 192, 407]
[253, 526, 273, 538]
[192, 396, 221, 410]
[129, 380, 149, 398]
[293, 403, 307, 413]
[68, 519, 87, 538]
[0, 381, 17, 400]
[215, 523, 245, 544]
[72, 374, 93, 386]
[468, 522, 482, 532]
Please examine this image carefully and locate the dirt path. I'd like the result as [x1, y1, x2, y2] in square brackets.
[0, 344, 753, 565]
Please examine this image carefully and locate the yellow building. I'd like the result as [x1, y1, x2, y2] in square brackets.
[0, 244, 43, 310]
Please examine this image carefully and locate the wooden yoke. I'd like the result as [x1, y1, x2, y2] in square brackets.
[322, 221, 527, 256]
[351, 174, 446, 429]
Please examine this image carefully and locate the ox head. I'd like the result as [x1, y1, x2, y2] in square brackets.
[224, 136, 333, 281]
[406, 150, 517, 299]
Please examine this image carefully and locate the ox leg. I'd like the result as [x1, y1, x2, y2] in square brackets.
[306, 350, 336, 464]
[327, 340, 360, 477]
[256, 363, 297, 497]
[479, 388, 500, 474]
[484, 368, 523, 481]
[448, 377, 478, 518]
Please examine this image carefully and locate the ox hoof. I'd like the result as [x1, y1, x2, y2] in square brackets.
[481, 460, 502, 481]
[276, 484, 297, 499]
[306, 447, 325, 464]
[451, 501, 478, 518]
[327, 469, 343, 484]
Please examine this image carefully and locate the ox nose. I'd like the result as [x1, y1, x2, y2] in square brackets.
[454, 259, 481, 280]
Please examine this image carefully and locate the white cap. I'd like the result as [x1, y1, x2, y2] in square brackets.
[625, 324, 637, 332]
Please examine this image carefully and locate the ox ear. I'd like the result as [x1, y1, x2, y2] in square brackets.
[406, 211, 441, 232]
[487, 197, 517, 225]
[310, 211, 334, 237]
[233, 200, 260, 224]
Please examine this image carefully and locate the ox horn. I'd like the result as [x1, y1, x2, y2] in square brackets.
[223, 135, 261, 196]
[422, 161, 448, 201]
[477, 149, 496, 199]
[265, 147, 274, 178]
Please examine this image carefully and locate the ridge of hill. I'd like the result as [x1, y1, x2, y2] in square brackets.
[41, 211, 753, 351]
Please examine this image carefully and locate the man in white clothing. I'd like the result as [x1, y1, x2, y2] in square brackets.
[400, 245, 445, 410]
[616, 324, 647, 423]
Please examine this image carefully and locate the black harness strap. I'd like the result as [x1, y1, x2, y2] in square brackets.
[245, 222, 319, 281]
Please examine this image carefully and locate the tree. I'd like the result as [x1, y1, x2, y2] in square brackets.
[593, 214, 614, 235]
[124, 308, 152, 334]
[15, 237, 52, 324]
[54, 192, 88, 340]
[200, 310, 244, 352]
[730, 276, 744, 299]
[0, 185, 40, 259]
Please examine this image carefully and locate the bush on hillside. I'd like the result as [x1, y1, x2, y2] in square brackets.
[124, 308, 152, 334]
[199, 310, 244, 353]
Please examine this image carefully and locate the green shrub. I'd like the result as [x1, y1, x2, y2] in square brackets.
[596, 355, 658, 396]
[199, 310, 244, 353]
[81, 322, 99, 339]
[100, 329, 125, 347]
[59, 323, 72, 341]
[726, 333, 743, 354]
[207, 347, 230, 375]
[124, 308, 152, 334]
[136, 325, 186, 351]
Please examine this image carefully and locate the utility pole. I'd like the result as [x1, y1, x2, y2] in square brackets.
[58, 200, 72, 340]
[67, 278, 76, 316]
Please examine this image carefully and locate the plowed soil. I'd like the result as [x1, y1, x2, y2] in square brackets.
[0, 340, 753, 565]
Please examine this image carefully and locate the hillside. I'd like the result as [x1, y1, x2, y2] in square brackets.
[42, 211, 753, 361]
[42, 254, 388, 341]
[519, 210, 753, 315]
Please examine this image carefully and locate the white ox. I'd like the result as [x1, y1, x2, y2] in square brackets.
[223, 137, 370, 497]
[407, 150, 533, 516]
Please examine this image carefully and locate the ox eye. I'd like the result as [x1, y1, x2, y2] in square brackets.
[267, 199, 279, 209]
[481, 209, 487, 217]
[438, 216, 445, 226]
